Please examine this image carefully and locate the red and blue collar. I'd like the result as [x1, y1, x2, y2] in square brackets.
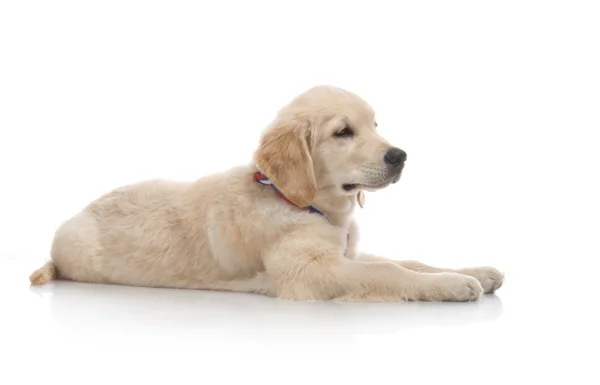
[254, 171, 331, 220]
[254, 171, 349, 255]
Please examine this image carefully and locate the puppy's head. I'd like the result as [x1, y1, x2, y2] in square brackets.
[254, 86, 406, 207]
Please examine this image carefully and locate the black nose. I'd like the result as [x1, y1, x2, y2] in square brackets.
[384, 148, 407, 166]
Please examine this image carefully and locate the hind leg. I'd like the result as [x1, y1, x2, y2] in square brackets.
[50, 212, 107, 284]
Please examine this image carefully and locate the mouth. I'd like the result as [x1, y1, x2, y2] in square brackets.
[343, 162, 405, 192]
[342, 172, 402, 192]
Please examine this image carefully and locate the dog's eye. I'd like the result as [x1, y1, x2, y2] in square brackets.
[334, 126, 354, 138]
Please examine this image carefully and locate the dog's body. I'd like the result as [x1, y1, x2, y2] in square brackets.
[30, 86, 503, 301]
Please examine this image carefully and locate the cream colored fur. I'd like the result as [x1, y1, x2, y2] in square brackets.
[29, 86, 504, 301]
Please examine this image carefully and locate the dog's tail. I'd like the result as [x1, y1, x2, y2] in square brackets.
[29, 261, 59, 285]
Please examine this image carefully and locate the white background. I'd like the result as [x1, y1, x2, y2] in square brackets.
[1, 1, 599, 384]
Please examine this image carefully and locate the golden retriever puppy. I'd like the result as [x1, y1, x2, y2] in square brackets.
[29, 86, 504, 301]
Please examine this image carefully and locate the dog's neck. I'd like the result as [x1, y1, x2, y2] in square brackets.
[310, 186, 356, 229]
[252, 167, 356, 230]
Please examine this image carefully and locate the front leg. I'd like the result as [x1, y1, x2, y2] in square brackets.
[263, 227, 484, 302]
[359, 254, 504, 294]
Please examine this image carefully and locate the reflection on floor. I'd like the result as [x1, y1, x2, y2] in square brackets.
[1, 258, 595, 385]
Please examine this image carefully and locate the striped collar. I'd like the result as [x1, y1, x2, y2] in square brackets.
[254, 171, 332, 222]
[254, 171, 349, 255]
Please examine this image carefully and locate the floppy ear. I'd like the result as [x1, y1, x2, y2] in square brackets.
[254, 118, 317, 207]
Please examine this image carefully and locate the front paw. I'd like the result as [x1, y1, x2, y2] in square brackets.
[457, 267, 504, 294]
[426, 273, 483, 302]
